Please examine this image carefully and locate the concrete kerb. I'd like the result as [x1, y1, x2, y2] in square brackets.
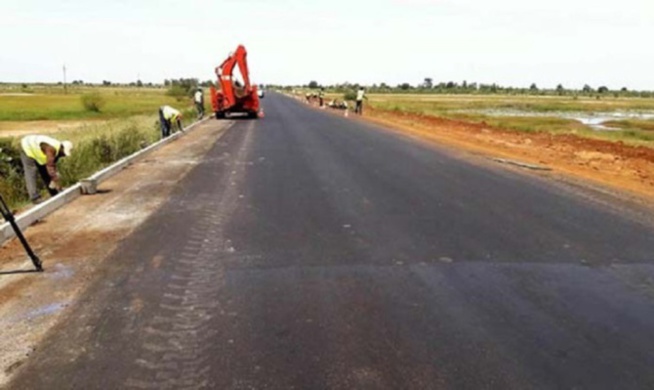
[0, 117, 211, 246]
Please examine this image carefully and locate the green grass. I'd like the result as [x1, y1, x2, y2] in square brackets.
[0, 87, 197, 121]
[602, 119, 654, 132]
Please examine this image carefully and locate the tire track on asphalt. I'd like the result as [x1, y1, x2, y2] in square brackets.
[125, 121, 255, 390]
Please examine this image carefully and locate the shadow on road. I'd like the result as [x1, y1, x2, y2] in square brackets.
[0, 268, 41, 276]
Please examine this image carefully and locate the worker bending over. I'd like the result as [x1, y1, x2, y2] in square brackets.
[158, 105, 184, 138]
[20, 135, 73, 204]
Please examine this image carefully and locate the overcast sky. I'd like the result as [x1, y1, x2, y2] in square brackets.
[2, 0, 653, 89]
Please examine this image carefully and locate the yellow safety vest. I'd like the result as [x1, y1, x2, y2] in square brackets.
[21, 135, 61, 165]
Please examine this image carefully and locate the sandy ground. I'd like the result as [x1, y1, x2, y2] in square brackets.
[359, 107, 654, 204]
[0, 119, 230, 386]
[0, 120, 109, 137]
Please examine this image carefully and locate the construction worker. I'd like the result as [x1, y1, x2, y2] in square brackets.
[19, 135, 73, 204]
[194, 88, 205, 119]
[355, 87, 366, 115]
[319, 87, 325, 107]
[158, 105, 184, 138]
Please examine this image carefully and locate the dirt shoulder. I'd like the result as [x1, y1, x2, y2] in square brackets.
[0, 119, 108, 137]
[0, 119, 230, 386]
[359, 107, 654, 203]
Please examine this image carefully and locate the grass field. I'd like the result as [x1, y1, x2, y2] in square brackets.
[0, 87, 194, 122]
[364, 94, 654, 146]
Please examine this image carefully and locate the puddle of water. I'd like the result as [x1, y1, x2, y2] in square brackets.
[5, 301, 71, 323]
[26, 302, 69, 320]
[48, 263, 75, 280]
[455, 109, 654, 131]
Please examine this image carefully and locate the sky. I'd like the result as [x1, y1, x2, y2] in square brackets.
[2, 0, 653, 90]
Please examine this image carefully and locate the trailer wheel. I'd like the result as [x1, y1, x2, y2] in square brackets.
[215, 111, 225, 119]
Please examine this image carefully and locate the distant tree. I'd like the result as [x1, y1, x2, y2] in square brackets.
[423, 78, 433, 89]
[446, 81, 456, 89]
[399, 83, 412, 90]
[597, 86, 609, 94]
[102, 80, 111, 86]
[529, 83, 538, 91]
[136, 79, 143, 87]
[556, 84, 565, 95]
[343, 90, 357, 101]
[620, 87, 628, 92]
[462, 80, 468, 89]
[582, 84, 593, 93]
[308, 80, 319, 89]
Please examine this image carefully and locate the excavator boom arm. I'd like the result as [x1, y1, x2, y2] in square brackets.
[212, 44, 259, 117]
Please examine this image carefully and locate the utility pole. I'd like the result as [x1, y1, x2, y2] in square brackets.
[63, 64, 67, 94]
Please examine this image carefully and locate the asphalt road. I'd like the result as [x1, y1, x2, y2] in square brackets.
[9, 93, 654, 389]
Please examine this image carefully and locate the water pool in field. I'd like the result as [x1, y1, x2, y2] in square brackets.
[454, 109, 654, 131]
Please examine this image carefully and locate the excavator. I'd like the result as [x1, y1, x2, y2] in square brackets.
[210, 45, 261, 119]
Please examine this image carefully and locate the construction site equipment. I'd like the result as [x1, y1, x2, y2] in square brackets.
[0, 194, 43, 272]
[210, 45, 261, 119]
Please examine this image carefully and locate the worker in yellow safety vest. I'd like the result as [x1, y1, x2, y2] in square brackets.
[20, 135, 73, 203]
[158, 105, 184, 138]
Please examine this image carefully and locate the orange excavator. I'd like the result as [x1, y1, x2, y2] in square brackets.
[210, 45, 261, 119]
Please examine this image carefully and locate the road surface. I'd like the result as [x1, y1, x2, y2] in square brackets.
[8, 93, 654, 389]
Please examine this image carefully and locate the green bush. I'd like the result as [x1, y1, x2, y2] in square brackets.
[57, 122, 158, 186]
[80, 92, 106, 112]
[343, 91, 357, 101]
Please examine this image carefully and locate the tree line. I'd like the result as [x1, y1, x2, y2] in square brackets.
[271, 79, 654, 98]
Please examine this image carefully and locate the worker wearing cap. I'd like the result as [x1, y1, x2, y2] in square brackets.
[158, 105, 184, 138]
[20, 135, 73, 203]
[194, 88, 205, 119]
